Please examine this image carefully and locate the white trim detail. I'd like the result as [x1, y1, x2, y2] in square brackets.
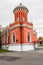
[22, 24, 33, 28]
[3, 24, 33, 33]
[9, 24, 33, 30]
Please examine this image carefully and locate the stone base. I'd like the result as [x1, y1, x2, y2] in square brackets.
[2, 44, 34, 51]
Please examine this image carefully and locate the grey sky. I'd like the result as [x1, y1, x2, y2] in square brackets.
[0, 0, 43, 37]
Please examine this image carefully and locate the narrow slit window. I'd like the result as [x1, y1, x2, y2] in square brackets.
[28, 32, 30, 42]
[13, 32, 15, 42]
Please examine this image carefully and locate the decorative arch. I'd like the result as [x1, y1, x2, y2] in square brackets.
[23, 28, 31, 42]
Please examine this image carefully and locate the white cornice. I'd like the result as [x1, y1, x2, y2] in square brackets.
[22, 24, 33, 28]
[9, 24, 33, 30]
[2, 24, 33, 34]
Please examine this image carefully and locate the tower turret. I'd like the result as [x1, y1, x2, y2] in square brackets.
[13, 3, 29, 22]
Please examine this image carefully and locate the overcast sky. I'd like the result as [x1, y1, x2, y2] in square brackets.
[0, 0, 43, 37]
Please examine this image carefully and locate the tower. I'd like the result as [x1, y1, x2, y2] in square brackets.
[13, 3, 28, 22]
[9, 3, 37, 44]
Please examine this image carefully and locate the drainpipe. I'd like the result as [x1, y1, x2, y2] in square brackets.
[20, 24, 22, 51]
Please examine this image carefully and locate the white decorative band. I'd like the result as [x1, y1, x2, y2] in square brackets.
[2, 24, 33, 33]
[9, 24, 33, 30]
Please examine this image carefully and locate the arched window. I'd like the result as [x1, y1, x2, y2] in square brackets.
[13, 33, 15, 42]
[27, 32, 30, 42]
[12, 32, 16, 43]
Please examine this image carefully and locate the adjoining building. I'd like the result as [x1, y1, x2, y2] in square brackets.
[1, 3, 37, 51]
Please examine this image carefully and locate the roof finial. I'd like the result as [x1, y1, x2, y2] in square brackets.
[20, 3, 22, 5]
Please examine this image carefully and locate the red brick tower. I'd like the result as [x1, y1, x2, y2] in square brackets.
[13, 3, 29, 44]
[13, 3, 28, 22]
[10, 3, 37, 44]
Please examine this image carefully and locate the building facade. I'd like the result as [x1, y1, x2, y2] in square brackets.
[1, 3, 37, 51]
